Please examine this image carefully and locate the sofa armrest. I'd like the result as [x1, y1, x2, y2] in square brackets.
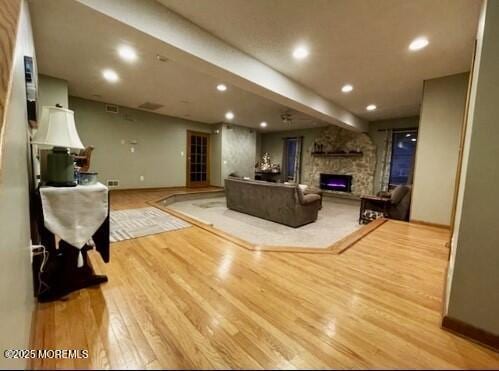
[300, 193, 321, 205]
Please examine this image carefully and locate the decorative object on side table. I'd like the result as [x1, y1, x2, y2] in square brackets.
[79, 171, 98, 185]
[255, 152, 281, 181]
[74, 145, 94, 172]
[260, 152, 271, 171]
[31, 105, 84, 187]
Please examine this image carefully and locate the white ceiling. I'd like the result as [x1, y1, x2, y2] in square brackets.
[30, 0, 481, 131]
[158, 0, 481, 121]
[29, 0, 328, 132]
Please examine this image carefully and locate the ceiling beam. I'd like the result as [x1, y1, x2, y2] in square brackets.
[77, 0, 368, 132]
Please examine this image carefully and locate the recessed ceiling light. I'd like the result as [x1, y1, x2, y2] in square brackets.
[409, 37, 429, 51]
[366, 104, 377, 111]
[292, 46, 309, 60]
[216, 84, 227, 92]
[118, 45, 137, 62]
[411, 138, 417, 142]
[260, 121, 267, 128]
[341, 84, 353, 93]
[102, 69, 119, 83]
[405, 133, 412, 137]
[225, 111, 234, 120]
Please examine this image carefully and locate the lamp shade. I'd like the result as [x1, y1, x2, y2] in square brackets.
[32, 106, 84, 150]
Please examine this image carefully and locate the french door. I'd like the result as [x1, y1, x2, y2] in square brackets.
[186, 131, 210, 187]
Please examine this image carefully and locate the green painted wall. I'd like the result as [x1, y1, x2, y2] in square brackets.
[38, 74, 68, 108]
[70, 97, 219, 189]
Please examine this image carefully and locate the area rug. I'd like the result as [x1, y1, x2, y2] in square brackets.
[110, 207, 191, 242]
[193, 200, 227, 209]
[168, 196, 362, 248]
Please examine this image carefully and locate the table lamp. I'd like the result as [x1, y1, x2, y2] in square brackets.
[32, 105, 85, 187]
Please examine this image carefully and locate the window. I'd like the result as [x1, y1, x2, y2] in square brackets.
[282, 137, 302, 183]
[286, 138, 297, 181]
[389, 130, 418, 187]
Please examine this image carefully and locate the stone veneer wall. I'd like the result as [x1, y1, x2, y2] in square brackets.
[302, 126, 377, 197]
[221, 124, 257, 180]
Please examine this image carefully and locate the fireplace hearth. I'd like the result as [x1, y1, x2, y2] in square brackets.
[320, 173, 352, 193]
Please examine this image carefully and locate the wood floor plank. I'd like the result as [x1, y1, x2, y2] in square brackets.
[30, 188, 499, 369]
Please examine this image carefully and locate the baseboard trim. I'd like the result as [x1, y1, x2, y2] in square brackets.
[442, 315, 499, 352]
[410, 219, 450, 230]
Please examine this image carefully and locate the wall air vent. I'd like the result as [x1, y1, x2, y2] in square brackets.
[105, 104, 119, 114]
[107, 179, 119, 187]
[138, 102, 164, 111]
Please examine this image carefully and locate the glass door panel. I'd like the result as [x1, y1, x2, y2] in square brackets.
[187, 131, 210, 187]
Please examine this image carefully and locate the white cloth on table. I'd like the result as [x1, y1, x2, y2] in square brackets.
[40, 183, 108, 267]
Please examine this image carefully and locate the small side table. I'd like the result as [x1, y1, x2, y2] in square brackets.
[359, 195, 391, 224]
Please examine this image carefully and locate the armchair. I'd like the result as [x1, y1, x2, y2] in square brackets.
[359, 185, 412, 224]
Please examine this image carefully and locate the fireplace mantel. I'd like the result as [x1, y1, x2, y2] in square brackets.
[311, 151, 363, 158]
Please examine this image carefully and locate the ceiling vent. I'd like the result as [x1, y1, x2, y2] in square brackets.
[138, 102, 164, 111]
[105, 104, 119, 114]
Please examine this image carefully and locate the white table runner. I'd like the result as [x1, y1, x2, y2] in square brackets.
[40, 183, 108, 267]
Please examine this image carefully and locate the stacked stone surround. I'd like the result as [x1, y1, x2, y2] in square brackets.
[302, 126, 377, 197]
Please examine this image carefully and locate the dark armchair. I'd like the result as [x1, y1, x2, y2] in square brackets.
[359, 185, 412, 224]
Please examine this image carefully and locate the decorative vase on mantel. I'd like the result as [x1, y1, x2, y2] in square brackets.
[313, 142, 325, 153]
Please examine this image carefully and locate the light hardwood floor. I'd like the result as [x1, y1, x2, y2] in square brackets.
[31, 188, 499, 369]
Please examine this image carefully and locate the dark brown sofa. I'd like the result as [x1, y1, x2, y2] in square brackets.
[224, 178, 321, 227]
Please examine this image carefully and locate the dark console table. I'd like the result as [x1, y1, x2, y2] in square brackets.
[255, 170, 281, 182]
[33, 184, 110, 302]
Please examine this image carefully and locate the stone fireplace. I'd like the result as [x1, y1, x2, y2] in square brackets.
[302, 126, 377, 197]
